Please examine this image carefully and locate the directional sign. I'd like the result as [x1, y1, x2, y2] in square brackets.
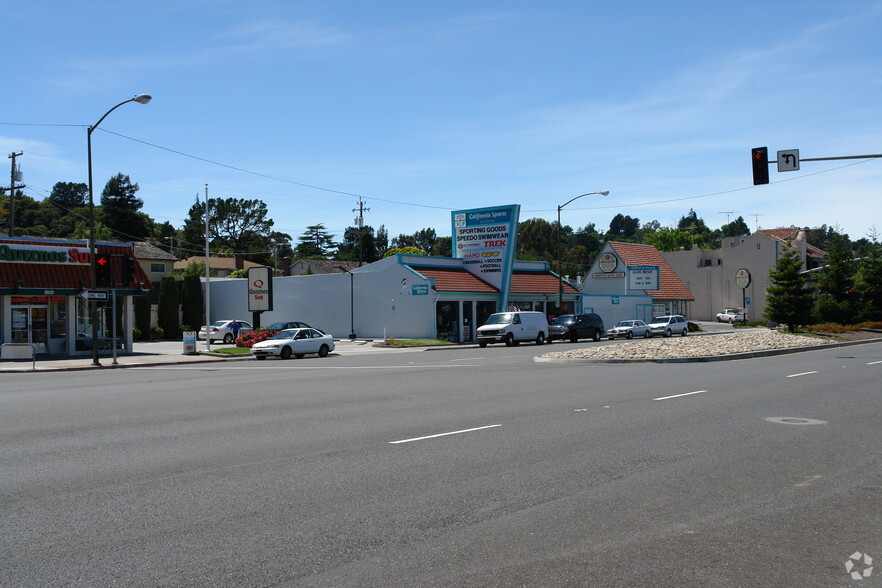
[79, 289, 108, 301]
[777, 149, 800, 172]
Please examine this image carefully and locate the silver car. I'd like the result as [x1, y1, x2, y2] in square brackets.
[648, 315, 689, 337]
[198, 319, 253, 343]
[251, 328, 335, 360]
[606, 319, 651, 340]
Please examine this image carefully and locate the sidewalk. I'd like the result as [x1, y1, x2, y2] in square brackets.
[0, 339, 391, 373]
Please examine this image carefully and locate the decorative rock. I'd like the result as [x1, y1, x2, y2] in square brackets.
[539, 330, 829, 361]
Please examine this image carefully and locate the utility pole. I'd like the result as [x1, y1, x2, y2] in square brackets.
[7, 152, 25, 235]
[352, 197, 370, 267]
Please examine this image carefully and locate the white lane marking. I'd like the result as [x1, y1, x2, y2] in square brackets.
[653, 390, 707, 401]
[867, 360, 882, 365]
[133, 364, 480, 371]
[786, 371, 818, 378]
[389, 424, 501, 444]
[452, 357, 486, 361]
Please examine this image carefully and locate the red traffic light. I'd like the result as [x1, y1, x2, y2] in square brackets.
[751, 147, 769, 185]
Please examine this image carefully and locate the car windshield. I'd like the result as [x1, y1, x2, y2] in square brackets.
[484, 313, 514, 325]
[271, 329, 299, 340]
[615, 321, 634, 328]
[210, 321, 227, 327]
[553, 316, 575, 325]
[652, 317, 669, 322]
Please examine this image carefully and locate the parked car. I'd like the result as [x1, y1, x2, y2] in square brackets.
[198, 319, 253, 343]
[606, 319, 652, 340]
[267, 320, 320, 332]
[648, 315, 689, 337]
[251, 328, 335, 360]
[477, 311, 549, 347]
[715, 308, 748, 323]
[547, 313, 605, 343]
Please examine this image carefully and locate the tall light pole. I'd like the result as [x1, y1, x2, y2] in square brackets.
[87, 93, 151, 366]
[557, 190, 609, 313]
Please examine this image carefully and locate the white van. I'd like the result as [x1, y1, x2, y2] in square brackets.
[476, 311, 549, 347]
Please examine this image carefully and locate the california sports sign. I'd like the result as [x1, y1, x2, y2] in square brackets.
[452, 205, 520, 310]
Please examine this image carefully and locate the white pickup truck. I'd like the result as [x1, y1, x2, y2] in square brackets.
[716, 308, 748, 323]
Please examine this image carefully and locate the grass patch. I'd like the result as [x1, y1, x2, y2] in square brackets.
[207, 347, 252, 355]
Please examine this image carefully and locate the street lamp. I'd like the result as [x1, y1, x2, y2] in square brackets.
[557, 190, 609, 313]
[87, 94, 151, 366]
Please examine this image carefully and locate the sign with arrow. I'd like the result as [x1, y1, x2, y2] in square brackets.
[79, 289, 108, 301]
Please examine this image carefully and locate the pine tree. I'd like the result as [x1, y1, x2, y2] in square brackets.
[764, 249, 814, 332]
[855, 236, 882, 321]
[814, 232, 857, 324]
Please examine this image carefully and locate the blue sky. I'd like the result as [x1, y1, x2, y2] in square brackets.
[3, 0, 881, 252]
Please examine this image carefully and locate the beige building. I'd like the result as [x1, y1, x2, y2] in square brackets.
[662, 227, 827, 322]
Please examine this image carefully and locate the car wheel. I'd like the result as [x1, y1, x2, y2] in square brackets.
[664, 329, 672, 337]
[294, 353, 305, 359]
[255, 355, 266, 360]
[644, 329, 651, 338]
[682, 328, 688, 336]
[535, 332, 545, 345]
[223, 333, 233, 344]
[569, 334, 578, 343]
[318, 344, 329, 357]
[626, 331, 633, 339]
[593, 329, 601, 342]
[479, 341, 487, 348]
[280, 346, 292, 360]
[504, 333, 515, 347]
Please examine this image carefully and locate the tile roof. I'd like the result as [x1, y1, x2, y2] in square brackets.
[133, 241, 178, 261]
[409, 266, 497, 293]
[290, 259, 360, 274]
[608, 242, 695, 301]
[511, 271, 579, 294]
[173, 256, 264, 271]
[755, 227, 827, 259]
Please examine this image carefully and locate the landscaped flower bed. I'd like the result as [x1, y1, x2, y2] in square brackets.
[235, 329, 278, 348]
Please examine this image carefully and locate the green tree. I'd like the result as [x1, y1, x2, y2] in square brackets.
[383, 246, 427, 258]
[814, 232, 857, 324]
[432, 236, 452, 257]
[294, 224, 335, 258]
[764, 249, 814, 332]
[607, 214, 640, 239]
[336, 225, 380, 264]
[157, 276, 181, 339]
[181, 197, 275, 264]
[100, 173, 150, 239]
[855, 234, 882, 321]
[643, 228, 694, 252]
[49, 181, 88, 209]
[722, 216, 750, 238]
[134, 294, 151, 340]
[180, 274, 204, 330]
[517, 218, 557, 260]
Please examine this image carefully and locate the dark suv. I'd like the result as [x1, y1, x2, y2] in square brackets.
[548, 313, 605, 343]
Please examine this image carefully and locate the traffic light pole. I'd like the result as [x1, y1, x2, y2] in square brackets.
[753, 147, 881, 185]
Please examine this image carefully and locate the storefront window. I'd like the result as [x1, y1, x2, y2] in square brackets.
[50, 298, 67, 338]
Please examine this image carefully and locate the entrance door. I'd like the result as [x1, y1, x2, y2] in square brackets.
[11, 306, 49, 354]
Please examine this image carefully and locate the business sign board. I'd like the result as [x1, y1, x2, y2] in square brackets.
[247, 266, 273, 312]
[452, 204, 520, 310]
[629, 265, 659, 290]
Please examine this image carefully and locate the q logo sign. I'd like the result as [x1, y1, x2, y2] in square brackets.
[252, 279, 264, 288]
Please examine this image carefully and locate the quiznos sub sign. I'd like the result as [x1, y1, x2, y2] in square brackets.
[247, 266, 273, 312]
[452, 204, 520, 310]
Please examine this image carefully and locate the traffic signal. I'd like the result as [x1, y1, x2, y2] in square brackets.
[126, 256, 137, 287]
[96, 255, 112, 287]
[751, 147, 769, 185]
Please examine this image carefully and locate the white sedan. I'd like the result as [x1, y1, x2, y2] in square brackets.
[606, 319, 652, 340]
[251, 328, 335, 360]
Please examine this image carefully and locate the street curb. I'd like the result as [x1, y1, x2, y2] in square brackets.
[0, 354, 253, 373]
[533, 337, 882, 364]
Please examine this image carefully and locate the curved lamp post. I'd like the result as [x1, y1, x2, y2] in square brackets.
[87, 94, 152, 366]
[557, 190, 609, 313]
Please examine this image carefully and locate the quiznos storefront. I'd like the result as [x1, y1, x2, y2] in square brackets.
[0, 238, 151, 356]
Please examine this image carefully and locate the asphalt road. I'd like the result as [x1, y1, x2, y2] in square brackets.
[2, 341, 880, 587]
